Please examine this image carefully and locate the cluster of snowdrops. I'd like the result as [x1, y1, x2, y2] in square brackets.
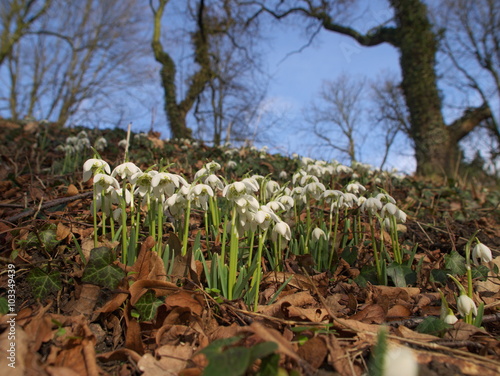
[81, 155, 493, 316]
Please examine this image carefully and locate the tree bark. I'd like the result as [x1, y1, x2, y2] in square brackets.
[151, 0, 212, 139]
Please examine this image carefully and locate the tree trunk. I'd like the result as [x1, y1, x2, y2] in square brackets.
[391, 0, 453, 176]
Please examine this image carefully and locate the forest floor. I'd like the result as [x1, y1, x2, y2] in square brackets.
[0, 119, 500, 376]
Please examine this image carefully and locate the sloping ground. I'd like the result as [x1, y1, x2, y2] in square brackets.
[0, 120, 500, 376]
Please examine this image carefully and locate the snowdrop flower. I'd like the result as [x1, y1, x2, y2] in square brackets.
[222, 181, 248, 200]
[304, 181, 326, 200]
[361, 197, 383, 215]
[383, 346, 418, 376]
[130, 170, 158, 197]
[336, 164, 353, 175]
[77, 130, 88, 139]
[472, 242, 493, 265]
[204, 174, 224, 191]
[381, 203, 398, 217]
[226, 160, 237, 169]
[165, 193, 187, 216]
[118, 139, 128, 149]
[152, 172, 187, 197]
[272, 221, 291, 241]
[357, 196, 367, 206]
[277, 195, 295, 211]
[83, 158, 111, 182]
[312, 227, 327, 242]
[443, 309, 458, 325]
[94, 137, 107, 152]
[263, 180, 280, 200]
[194, 161, 222, 180]
[93, 173, 120, 194]
[342, 193, 358, 208]
[346, 182, 366, 194]
[189, 184, 214, 210]
[279, 170, 288, 180]
[242, 177, 260, 192]
[375, 192, 396, 204]
[381, 203, 407, 223]
[266, 200, 285, 212]
[457, 294, 477, 317]
[76, 137, 91, 151]
[254, 206, 280, 231]
[234, 194, 260, 214]
[290, 186, 306, 204]
[112, 162, 141, 180]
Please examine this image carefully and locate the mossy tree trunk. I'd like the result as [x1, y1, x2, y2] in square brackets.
[151, 0, 212, 139]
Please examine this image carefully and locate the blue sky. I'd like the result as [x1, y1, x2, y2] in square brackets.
[256, 12, 416, 173]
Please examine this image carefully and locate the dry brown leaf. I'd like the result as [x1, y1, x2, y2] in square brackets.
[444, 321, 488, 341]
[66, 184, 79, 196]
[165, 290, 204, 316]
[248, 322, 300, 361]
[96, 348, 142, 363]
[0, 325, 29, 376]
[395, 325, 439, 342]
[374, 285, 420, 299]
[56, 222, 72, 241]
[297, 336, 327, 369]
[350, 304, 386, 324]
[71, 283, 100, 316]
[387, 304, 412, 319]
[257, 290, 317, 317]
[284, 306, 329, 322]
[129, 279, 179, 306]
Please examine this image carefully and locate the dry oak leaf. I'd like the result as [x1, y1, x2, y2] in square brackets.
[349, 304, 386, 324]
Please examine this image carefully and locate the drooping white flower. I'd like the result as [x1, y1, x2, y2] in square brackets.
[443, 309, 458, 325]
[272, 221, 291, 241]
[266, 200, 285, 212]
[360, 197, 383, 215]
[151, 172, 186, 197]
[83, 158, 111, 182]
[189, 184, 214, 210]
[204, 174, 224, 191]
[93, 173, 120, 194]
[375, 192, 396, 204]
[381, 203, 398, 217]
[472, 242, 493, 266]
[130, 170, 158, 197]
[226, 160, 237, 169]
[311, 227, 327, 242]
[222, 181, 247, 200]
[304, 181, 326, 200]
[383, 346, 418, 376]
[276, 195, 295, 211]
[263, 180, 280, 200]
[346, 182, 366, 195]
[165, 193, 187, 216]
[94, 137, 108, 152]
[111, 162, 141, 180]
[457, 294, 477, 317]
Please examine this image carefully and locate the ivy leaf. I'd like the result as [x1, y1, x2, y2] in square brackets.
[444, 250, 466, 275]
[133, 290, 163, 321]
[416, 316, 450, 337]
[27, 267, 62, 299]
[82, 247, 125, 289]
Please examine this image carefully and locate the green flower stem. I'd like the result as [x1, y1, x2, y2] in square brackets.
[92, 188, 98, 248]
[328, 208, 340, 271]
[390, 216, 402, 264]
[369, 213, 383, 284]
[157, 200, 164, 257]
[181, 199, 192, 256]
[228, 207, 239, 300]
[110, 215, 115, 240]
[252, 229, 268, 311]
[120, 196, 128, 265]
